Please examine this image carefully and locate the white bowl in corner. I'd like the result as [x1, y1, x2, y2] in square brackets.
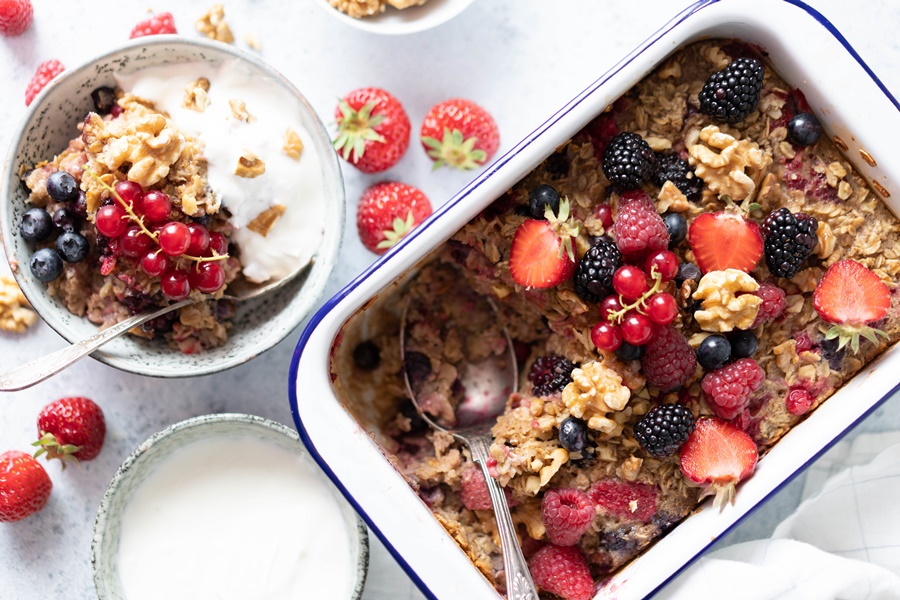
[312, 0, 474, 35]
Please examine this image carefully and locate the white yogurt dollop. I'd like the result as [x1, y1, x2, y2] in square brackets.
[117, 435, 354, 600]
[116, 61, 326, 283]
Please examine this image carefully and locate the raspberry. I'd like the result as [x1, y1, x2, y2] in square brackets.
[459, 466, 516, 510]
[641, 325, 696, 392]
[762, 208, 818, 278]
[573, 238, 622, 303]
[698, 57, 765, 123]
[24, 60, 64, 106]
[588, 479, 657, 522]
[633, 403, 695, 458]
[651, 152, 703, 201]
[751, 282, 787, 327]
[612, 190, 669, 257]
[529, 544, 594, 600]
[541, 488, 595, 546]
[602, 132, 655, 190]
[0, 0, 32, 36]
[701, 358, 765, 420]
[528, 355, 576, 397]
[130, 12, 177, 38]
[786, 387, 814, 416]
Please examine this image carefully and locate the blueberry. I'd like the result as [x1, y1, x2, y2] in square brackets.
[90, 86, 117, 114]
[559, 417, 588, 452]
[663, 213, 687, 248]
[615, 341, 644, 362]
[353, 340, 381, 371]
[404, 351, 432, 386]
[697, 334, 731, 371]
[52, 207, 81, 233]
[675, 262, 701, 287]
[73, 191, 88, 217]
[787, 112, 822, 147]
[20, 207, 54, 242]
[729, 330, 758, 359]
[30, 248, 63, 282]
[529, 184, 560, 219]
[56, 232, 89, 262]
[46, 171, 79, 203]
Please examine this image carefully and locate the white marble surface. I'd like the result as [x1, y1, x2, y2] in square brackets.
[1, 1, 899, 598]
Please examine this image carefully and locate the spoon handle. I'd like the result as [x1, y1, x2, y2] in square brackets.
[468, 435, 539, 600]
[0, 299, 193, 392]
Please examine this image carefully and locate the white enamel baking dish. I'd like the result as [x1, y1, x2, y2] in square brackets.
[290, 0, 900, 597]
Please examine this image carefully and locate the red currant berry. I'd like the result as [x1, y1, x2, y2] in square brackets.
[645, 250, 679, 282]
[160, 269, 191, 301]
[599, 295, 623, 321]
[595, 204, 614, 229]
[95, 205, 128, 238]
[186, 223, 210, 256]
[646, 293, 678, 325]
[590, 322, 622, 352]
[140, 250, 168, 277]
[621, 311, 653, 345]
[158, 222, 191, 256]
[206, 232, 228, 257]
[114, 180, 143, 208]
[120, 226, 153, 258]
[138, 190, 172, 223]
[613, 265, 649, 299]
[188, 261, 226, 294]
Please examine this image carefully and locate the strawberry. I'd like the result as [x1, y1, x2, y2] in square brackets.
[421, 99, 499, 170]
[334, 88, 410, 174]
[812, 259, 891, 353]
[679, 417, 758, 510]
[24, 59, 64, 106]
[688, 210, 763, 274]
[129, 11, 177, 38]
[33, 397, 106, 465]
[509, 198, 579, 289]
[0, 0, 32, 36]
[0, 451, 52, 522]
[356, 182, 432, 254]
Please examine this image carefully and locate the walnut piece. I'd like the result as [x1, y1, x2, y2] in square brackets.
[816, 221, 836, 260]
[183, 78, 210, 112]
[0, 276, 37, 333]
[246, 204, 286, 237]
[656, 180, 692, 213]
[692, 269, 761, 332]
[561, 360, 631, 434]
[234, 150, 265, 178]
[195, 4, 234, 43]
[688, 125, 772, 201]
[229, 99, 256, 123]
[387, 0, 427, 7]
[243, 34, 261, 50]
[283, 128, 304, 160]
[329, 0, 385, 18]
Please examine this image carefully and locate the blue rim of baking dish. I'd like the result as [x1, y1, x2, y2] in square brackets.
[289, 1, 900, 598]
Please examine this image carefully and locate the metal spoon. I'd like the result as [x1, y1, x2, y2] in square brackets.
[400, 288, 539, 600]
[0, 260, 312, 391]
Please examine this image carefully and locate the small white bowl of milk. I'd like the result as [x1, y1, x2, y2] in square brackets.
[91, 414, 368, 599]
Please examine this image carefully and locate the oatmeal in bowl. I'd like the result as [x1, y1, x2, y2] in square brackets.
[2, 38, 344, 377]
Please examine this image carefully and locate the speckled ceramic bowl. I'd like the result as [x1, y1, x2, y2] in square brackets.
[0, 36, 344, 378]
[312, 0, 474, 35]
[91, 413, 368, 599]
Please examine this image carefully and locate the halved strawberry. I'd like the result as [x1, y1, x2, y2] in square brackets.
[509, 199, 579, 289]
[688, 211, 763, 274]
[680, 417, 758, 510]
[813, 259, 891, 353]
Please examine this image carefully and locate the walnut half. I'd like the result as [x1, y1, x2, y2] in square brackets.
[692, 269, 761, 332]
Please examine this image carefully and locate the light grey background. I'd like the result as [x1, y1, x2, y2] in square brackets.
[1, 1, 899, 598]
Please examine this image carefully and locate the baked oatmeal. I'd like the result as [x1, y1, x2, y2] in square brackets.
[330, 0, 429, 19]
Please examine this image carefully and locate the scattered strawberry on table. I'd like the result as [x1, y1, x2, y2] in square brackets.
[24, 59, 64, 106]
[334, 87, 411, 174]
[33, 397, 106, 465]
[421, 98, 499, 170]
[356, 182, 431, 254]
[0, 450, 52, 522]
[0, 0, 32, 36]
[129, 11, 177, 38]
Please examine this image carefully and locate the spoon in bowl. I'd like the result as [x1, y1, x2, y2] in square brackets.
[400, 284, 539, 600]
[0, 260, 312, 392]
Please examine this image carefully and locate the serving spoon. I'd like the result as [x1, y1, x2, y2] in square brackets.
[400, 290, 539, 600]
[0, 260, 312, 392]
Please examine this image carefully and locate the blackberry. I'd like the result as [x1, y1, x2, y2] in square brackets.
[698, 57, 765, 123]
[634, 403, 695, 457]
[573, 238, 622, 303]
[651, 153, 703, 201]
[602, 132, 655, 190]
[528, 355, 576, 396]
[762, 208, 818, 278]
[529, 184, 560, 219]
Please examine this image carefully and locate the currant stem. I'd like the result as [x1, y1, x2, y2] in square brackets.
[607, 267, 663, 325]
[85, 170, 158, 242]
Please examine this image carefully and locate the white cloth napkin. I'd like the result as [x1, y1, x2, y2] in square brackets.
[658, 432, 900, 600]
